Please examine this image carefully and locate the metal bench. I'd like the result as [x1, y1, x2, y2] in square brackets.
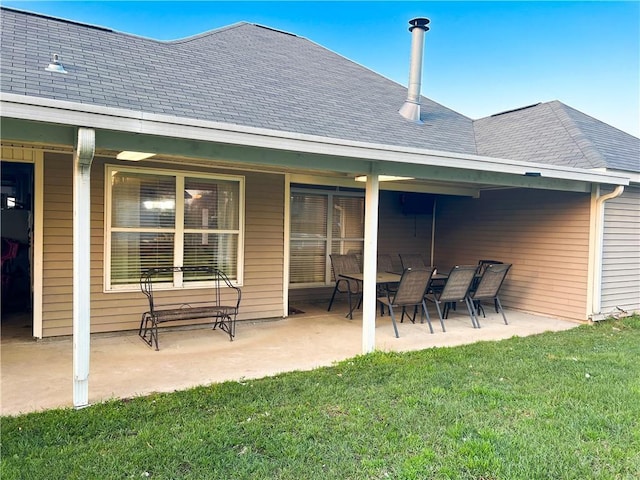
[138, 266, 241, 350]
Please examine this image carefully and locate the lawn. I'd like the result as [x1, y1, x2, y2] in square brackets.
[2, 316, 639, 479]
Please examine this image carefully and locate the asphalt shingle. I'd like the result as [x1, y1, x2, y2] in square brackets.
[0, 7, 476, 155]
[474, 101, 640, 173]
[2, 7, 638, 174]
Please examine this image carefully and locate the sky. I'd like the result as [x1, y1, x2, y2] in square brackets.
[2, 1, 639, 137]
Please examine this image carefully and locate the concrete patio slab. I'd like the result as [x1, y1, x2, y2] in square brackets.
[1, 302, 580, 416]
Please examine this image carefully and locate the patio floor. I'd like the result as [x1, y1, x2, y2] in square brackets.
[1, 301, 580, 416]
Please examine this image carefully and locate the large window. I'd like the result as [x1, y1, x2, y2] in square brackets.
[290, 188, 364, 286]
[105, 166, 243, 290]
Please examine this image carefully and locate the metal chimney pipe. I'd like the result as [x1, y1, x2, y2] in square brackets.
[399, 17, 430, 122]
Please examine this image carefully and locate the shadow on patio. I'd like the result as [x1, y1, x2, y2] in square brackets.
[1, 301, 579, 416]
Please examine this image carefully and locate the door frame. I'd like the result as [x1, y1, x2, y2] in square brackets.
[1, 149, 43, 338]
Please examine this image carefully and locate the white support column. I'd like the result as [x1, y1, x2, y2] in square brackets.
[73, 127, 95, 408]
[283, 174, 291, 318]
[362, 170, 380, 353]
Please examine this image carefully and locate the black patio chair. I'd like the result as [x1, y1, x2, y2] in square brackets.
[377, 253, 399, 315]
[377, 253, 395, 273]
[469, 263, 512, 326]
[427, 265, 479, 330]
[399, 253, 442, 292]
[327, 254, 362, 319]
[347, 249, 363, 270]
[477, 259, 503, 274]
[377, 267, 441, 338]
[472, 259, 504, 313]
[399, 253, 429, 270]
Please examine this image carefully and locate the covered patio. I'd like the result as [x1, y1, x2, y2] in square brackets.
[1, 301, 579, 416]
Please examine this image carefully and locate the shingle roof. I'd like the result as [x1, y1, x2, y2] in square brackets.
[0, 7, 477, 155]
[474, 101, 640, 173]
[1, 7, 638, 175]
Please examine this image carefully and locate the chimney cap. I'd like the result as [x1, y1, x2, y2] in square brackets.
[408, 17, 430, 32]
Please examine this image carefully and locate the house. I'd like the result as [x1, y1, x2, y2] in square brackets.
[474, 101, 640, 319]
[1, 8, 638, 406]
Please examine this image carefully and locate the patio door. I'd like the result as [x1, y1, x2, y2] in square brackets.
[289, 187, 364, 287]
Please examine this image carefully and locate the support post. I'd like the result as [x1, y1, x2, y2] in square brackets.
[73, 127, 95, 408]
[362, 169, 380, 353]
[430, 198, 437, 267]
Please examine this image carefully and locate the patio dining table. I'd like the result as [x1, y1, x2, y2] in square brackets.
[337, 270, 474, 318]
[338, 272, 401, 318]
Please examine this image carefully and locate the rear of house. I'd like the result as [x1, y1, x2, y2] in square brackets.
[1, 7, 637, 349]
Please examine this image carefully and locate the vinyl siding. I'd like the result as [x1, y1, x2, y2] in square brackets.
[42, 153, 73, 336]
[377, 191, 433, 271]
[40, 152, 284, 337]
[601, 185, 640, 314]
[434, 189, 591, 321]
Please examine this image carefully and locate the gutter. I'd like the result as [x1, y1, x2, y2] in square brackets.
[0, 93, 630, 187]
[589, 185, 625, 321]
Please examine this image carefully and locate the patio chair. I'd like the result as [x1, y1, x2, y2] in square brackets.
[477, 259, 503, 275]
[328, 253, 362, 319]
[473, 259, 504, 312]
[469, 263, 512, 326]
[399, 253, 429, 270]
[347, 249, 363, 270]
[377, 253, 395, 273]
[377, 253, 399, 316]
[377, 267, 442, 337]
[427, 265, 479, 330]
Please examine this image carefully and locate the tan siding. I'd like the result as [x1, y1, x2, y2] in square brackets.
[40, 153, 285, 337]
[377, 191, 433, 271]
[41, 153, 73, 337]
[435, 189, 590, 321]
[241, 172, 285, 319]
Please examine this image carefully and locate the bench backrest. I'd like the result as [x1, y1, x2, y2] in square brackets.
[140, 266, 241, 313]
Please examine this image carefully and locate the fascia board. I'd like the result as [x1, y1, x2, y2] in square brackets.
[1, 93, 630, 187]
[606, 169, 639, 184]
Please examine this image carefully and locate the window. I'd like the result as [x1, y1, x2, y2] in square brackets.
[105, 166, 243, 290]
[290, 188, 364, 285]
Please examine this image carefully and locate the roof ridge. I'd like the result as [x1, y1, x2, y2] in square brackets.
[166, 22, 254, 45]
[490, 103, 541, 117]
[0, 6, 255, 45]
[0, 5, 113, 33]
[546, 101, 607, 169]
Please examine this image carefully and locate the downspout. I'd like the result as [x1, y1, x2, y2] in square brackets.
[589, 184, 624, 321]
[73, 127, 95, 408]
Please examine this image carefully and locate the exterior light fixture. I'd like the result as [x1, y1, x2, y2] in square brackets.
[45, 53, 67, 74]
[116, 151, 156, 161]
[355, 175, 414, 182]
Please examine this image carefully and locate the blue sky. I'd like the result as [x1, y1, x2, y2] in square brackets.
[3, 1, 639, 137]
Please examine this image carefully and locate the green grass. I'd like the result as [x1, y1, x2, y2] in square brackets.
[2, 316, 639, 479]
